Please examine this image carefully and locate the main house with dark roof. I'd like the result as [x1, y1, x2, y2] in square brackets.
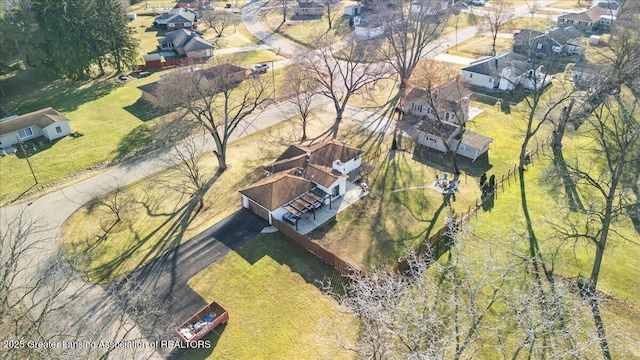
[0, 107, 72, 149]
[460, 52, 550, 92]
[513, 26, 584, 57]
[158, 29, 214, 58]
[403, 80, 472, 124]
[239, 139, 363, 224]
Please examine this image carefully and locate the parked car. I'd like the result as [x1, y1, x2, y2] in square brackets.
[283, 212, 297, 226]
[139, 71, 151, 78]
[251, 63, 268, 74]
[470, 0, 485, 6]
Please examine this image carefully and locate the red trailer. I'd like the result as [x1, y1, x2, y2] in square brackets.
[176, 301, 229, 343]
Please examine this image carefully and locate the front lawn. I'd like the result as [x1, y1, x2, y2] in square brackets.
[186, 232, 355, 359]
[59, 110, 347, 283]
[504, 16, 556, 33]
[0, 69, 171, 205]
[445, 36, 513, 59]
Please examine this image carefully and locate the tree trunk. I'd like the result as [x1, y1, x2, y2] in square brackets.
[590, 296, 612, 360]
[301, 116, 308, 141]
[216, 150, 227, 172]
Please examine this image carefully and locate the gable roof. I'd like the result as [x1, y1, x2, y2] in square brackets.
[300, 164, 345, 188]
[308, 139, 364, 166]
[137, 82, 161, 97]
[405, 81, 472, 113]
[558, 6, 612, 23]
[462, 130, 493, 149]
[155, 8, 196, 23]
[182, 36, 215, 52]
[546, 26, 583, 45]
[462, 52, 532, 78]
[297, 0, 324, 8]
[239, 173, 314, 211]
[0, 107, 70, 136]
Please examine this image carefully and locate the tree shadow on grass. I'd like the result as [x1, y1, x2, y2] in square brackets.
[123, 98, 164, 122]
[4, 70, 118, 114]
[235, 231, 347, 294]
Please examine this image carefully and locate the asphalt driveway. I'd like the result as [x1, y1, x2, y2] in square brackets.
[116, 208, 267, 358]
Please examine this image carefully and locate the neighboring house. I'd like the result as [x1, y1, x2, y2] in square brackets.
[344, 4, 362, 16]
[410, 0, 449, 15]
[513, 26, 584, 57]
[403, 81, 472, 124]
[295, 0, 325, 16]
[154, 8, 197, 30]
[158, 29, 214, 58]
[352, 15, 386, 39]
[460, 52, 551, 92]
[0, 107, 72, 149]
[407, 119, 493, 162]
[556, 4, 616, 33]
[176, 0, 199, 9]
[240, 139, 363, 224]
[137, 63, 247, 103]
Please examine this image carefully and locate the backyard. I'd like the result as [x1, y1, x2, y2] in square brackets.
[445, 35, 513, 59]
[186, 232, 355, 359]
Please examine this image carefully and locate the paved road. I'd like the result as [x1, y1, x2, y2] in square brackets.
[0, 100, 308, 359]
[121, 209, 267, 359]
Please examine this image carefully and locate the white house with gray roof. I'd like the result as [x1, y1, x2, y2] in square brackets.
[461, 52, 551, 92]
[0, 108, 72, 149]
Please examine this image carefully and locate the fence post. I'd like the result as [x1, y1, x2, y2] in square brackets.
[501, 175, 505, 191]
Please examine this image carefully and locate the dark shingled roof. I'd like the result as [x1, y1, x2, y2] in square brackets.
[405, 81, 471, 115]
[547, 26, 583, 45]
[462, 130, 493, 149]
[239, 173, 314, 211]
[137, 82, 161, 97]
[462, 52, 532, 78]
[558, 6, 612, 23]
[301, 164, 345, 188]
[0, 107, 70, 136]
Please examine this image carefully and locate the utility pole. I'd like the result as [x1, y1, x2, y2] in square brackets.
[270, 60, 276, 100]
[17, 138, 38, 184]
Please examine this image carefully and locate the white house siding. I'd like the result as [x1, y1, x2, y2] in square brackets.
[461, 70, 497, 90]
[272, 207, 289, 223]
[416, 132, 447, 153]
[0, 126, 44, 148]
[43, 121, 72, 141]
[315, 177, 347, 198]
[187, 49, 212, 58]
[332, 156, 361, 175]
[355, 26, 384, 39]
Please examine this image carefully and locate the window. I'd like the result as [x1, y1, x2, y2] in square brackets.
[459, 144, 466, 151]
[18, 127, 33, 139]
[55, 126, 63, 134]
[469, 73, 473, 79]
[537, 43, 543, 50]
[419, 105, 423, 112]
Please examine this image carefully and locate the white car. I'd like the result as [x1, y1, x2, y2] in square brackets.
[470, 0, 486, 6]
[251, 63, 268, 74]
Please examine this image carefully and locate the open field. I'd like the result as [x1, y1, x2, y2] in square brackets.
[186, 232, 355, 359]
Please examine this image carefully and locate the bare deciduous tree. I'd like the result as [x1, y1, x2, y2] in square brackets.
[283, 65, 319, 141]
[325, 226, 606, 359]
[409, 60, 471, 174]
[155, 64, 273, 172]
[201, 10, 239, 38]
[96, 180, 133, 229]
[298, 35, 390, 130]
[373, 0, 450, 94]
[478, 0, 514, 56]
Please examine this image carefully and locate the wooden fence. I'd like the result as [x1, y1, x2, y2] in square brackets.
[397, 137, 551, 271]
[272, 219, 359, 276]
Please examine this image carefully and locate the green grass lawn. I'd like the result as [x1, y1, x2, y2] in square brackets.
[0, 69, 173, 205]
[214, 50, 285, 67]
[504, 16, 556, 33]
[548, 0, 590, 10]
[261, 7, 351, 49]
[446, 36, 513, 59]
[59, 110, 348, 283]
[186, 232, 355, 360]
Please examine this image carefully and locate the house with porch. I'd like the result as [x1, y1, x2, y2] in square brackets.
[352, 14, 386, 39]
[239, 139, 363, 224]
[0, 107, 72, 149]
[403, 81, 472, 124]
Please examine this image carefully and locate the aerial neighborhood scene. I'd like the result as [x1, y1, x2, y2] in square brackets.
[1, 0, 639, 358]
